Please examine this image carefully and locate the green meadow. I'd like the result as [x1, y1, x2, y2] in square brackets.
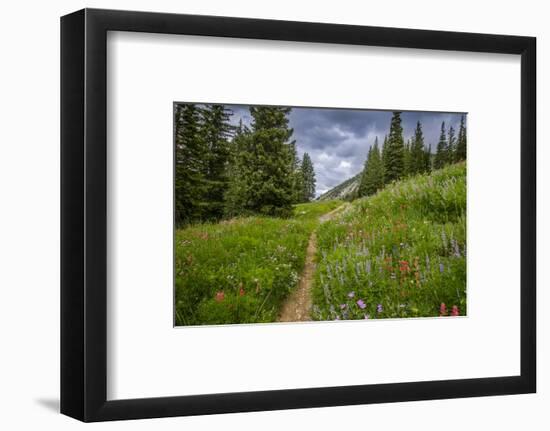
[175, 163, 466, 325]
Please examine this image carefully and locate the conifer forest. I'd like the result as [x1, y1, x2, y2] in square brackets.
[174, 104, 467, 325]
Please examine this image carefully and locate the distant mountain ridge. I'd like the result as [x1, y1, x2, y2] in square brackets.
[318, 171, 362, 201]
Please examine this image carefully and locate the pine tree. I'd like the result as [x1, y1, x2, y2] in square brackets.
[403, 139, 412, 177]
[289, 142, 304, 204]
[174, 103, 207, 225]
[372, 140, 384, 191]
[359, 137, 384, 197]
[381, 134, 388, 183]
[447, 125, 456, 164]
[300, 152, 316, 202]
[225, 106, 295, 217]
[358, 146, 372, 197]
[455, 115, 467, 161]
[383, 112, 405, 183]
[224, 122, 251, 217]
[200, 105, 234, 220]
[424, 144, 432, 173]
[410, 121, 426, 174]
[434, 122, 448, 170]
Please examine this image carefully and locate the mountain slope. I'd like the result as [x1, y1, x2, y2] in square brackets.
[318, 171, 362, 201]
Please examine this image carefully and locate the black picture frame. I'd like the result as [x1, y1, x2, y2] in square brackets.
[61, 8, 536, 422]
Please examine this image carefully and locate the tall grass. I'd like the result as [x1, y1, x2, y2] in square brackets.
[312, 162, 467, 320]
[175, 200, 342, 325]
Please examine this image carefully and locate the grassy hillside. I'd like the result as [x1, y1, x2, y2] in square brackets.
[312, 162, 466, 320]
[175, 200, 342, 325]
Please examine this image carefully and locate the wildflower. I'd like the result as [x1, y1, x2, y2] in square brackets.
[357, 299, 366, 309]
[451, 305, 459, 316]
[340, 303, 347, 310]
[399, 260, 410, 273]
[364, 314, 370, 319]
[439, 302, 447, 316]
[439, 263, 444, 273]
[348, 291, 355, 298]
[377, 304, 383, 313]
[239, 287, 245, 296]
[215, 291, 225, 302]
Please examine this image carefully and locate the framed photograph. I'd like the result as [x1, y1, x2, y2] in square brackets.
[61, 8, 536, 422]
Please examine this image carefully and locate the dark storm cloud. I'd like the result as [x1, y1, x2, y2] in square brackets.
[224, 104, 465, 196]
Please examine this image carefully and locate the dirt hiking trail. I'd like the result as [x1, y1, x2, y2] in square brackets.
[277, 204, 349, 322]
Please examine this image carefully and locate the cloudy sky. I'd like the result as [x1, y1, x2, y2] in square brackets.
[227, 105, 465, 196]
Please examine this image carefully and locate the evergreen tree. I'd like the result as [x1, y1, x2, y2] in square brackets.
[381, 134, 389, 183]
[358, 146, 372, 198]
[174, 103, 206, 225]
[447, 125, 456, 164]
[200, 105, 234, 220]
[410, 121, 426, 174]
[300, 152, 316, 202]
[455, 115, 467, 161]
[225, 106, 295, 217]
[383, 112, 405, 183]
[434, 122, 448, 169]
[233, 117, 244, 137]
[403, 139, 411, 177]
[359, 137, 384, 197]
[424, 144, 432, 173]
[224, 122, 250, 217]
[290, 142, 304, 204]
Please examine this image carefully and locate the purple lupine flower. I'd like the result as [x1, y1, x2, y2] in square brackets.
[377, 304, 383, 313]
[357, 299, 366, 309]
[348, 291, 355, 298]
[439, 263, 444, 273]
